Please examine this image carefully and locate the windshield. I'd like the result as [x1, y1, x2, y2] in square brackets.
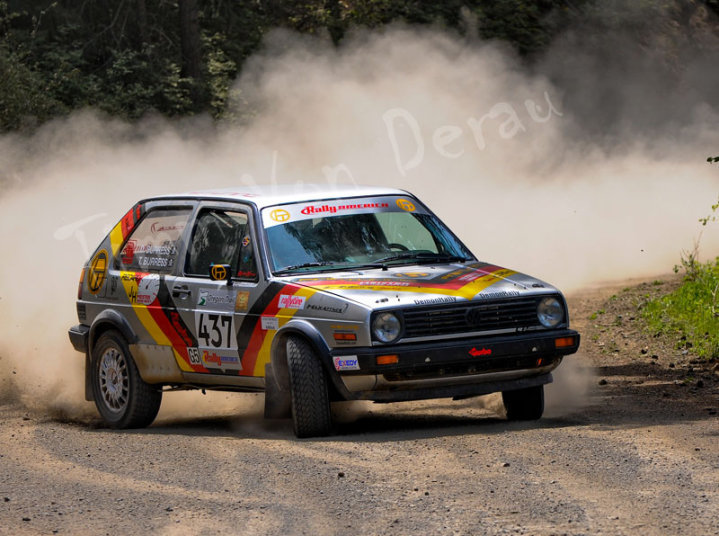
[262, 196, 473, 274]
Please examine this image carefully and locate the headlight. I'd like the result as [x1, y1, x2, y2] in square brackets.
[537, 297, 564, 328]
[372, 312, 402, 343]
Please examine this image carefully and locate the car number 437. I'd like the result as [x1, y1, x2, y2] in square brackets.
[196, 313, 236, 349]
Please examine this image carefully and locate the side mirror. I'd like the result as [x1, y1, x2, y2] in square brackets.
[210, 264, 232, 286]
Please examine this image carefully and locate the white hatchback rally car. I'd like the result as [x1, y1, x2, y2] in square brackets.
[68, 185, 580, 437]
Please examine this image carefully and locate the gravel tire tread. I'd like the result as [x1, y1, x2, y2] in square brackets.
[287, 336, 332, 438]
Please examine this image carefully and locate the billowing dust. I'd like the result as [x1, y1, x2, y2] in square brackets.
[1, 18, 717, 423]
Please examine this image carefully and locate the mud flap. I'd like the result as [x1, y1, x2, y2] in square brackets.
[85, 352, 94, 402]
[264, 363, 291, 419]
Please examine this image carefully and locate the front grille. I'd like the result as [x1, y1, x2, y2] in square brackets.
[401, 296, 550, 338]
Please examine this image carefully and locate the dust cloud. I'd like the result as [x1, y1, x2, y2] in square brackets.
[1, 10, 718, 419]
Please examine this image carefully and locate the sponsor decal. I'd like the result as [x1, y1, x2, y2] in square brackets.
[300, 202, 389, 215]
[187, 347, 202, 365]
[133, 243, 178, 256]
[260, 316, 279, 330]
[356, 280, 410, 287]
[87, 249, 108, 294]
[396, 198, 416, 212]
[440, 267, 469, 280]
[121, 240, 136, 264]
[306, 303, 348, 314]
[151, 222, 185, 234]
[458, 272, 484, 283]
[414, 296, 458, 305]
[476, 291, 522, 300]
[395, 272, 429, 279]
[333, 356, 360, 371]
[197, 289, 236, 308]
[210, 264, 228, 280]
[135, 274, 160, 305]
[242, 236, 251, 247]
[469, 347, 492, 357]
[278, 294, 306, 309]
[202, 350, 240, 367]
[235, 291, 250, 311]
[270, 209, 290, 222]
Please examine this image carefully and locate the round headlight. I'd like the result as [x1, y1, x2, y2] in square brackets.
[537, 297, 564, 328]
[372, 312, 402, 343]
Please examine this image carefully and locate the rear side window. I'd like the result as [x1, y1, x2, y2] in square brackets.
[118, 208, 191, 273]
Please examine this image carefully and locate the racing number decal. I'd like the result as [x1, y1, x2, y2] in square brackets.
[87, 250, 109, 294]
[196, 313, 236, 349]
[187, 347, 202, 365]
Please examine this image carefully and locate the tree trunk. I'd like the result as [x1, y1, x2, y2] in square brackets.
[179, 0, 202, 80]
[136, 0, 148, 46]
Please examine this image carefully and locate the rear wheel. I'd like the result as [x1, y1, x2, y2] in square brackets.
[286, 336, 332, 438]
[502, 385, 544, 421]
[91, 330, 162, 428]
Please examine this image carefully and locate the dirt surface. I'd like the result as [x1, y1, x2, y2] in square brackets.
[1, 275, 718, 536]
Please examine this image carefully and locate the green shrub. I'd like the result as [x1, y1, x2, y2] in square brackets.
[643, 258, 719, 360]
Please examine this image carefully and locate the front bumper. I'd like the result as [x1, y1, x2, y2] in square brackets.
[328, 329, 579, 402]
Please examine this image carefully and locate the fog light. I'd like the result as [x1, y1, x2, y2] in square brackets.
[376, 354, 398, 365]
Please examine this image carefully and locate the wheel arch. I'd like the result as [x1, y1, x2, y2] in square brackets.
[85, 310, 139, 402]
[269, 320, 342, 400]
[89, 309, 139, 354]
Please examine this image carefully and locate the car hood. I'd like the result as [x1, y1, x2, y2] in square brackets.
[284, 262, 559, 309]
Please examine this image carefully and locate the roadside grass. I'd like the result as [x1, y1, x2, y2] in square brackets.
[642, 257, 719, 361]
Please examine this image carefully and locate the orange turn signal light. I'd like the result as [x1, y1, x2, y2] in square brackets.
[376, 354, 399, 365]
[77, 267, 86, 299]
[555, 336, 576, 348]
[333, 332, 357, 342]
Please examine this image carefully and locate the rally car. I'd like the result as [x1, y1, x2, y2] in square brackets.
[68, 185, 580, 437]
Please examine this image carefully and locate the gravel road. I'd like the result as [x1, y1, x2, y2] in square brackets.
[1, 278, 717, 536]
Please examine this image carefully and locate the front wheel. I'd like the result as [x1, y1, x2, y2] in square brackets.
[286, 336, 332, 438]
[91, 330, 162, 429]
[502, 385, 544, 421]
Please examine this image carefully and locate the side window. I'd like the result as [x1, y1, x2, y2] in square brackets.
[185, 209, 258, 281]
[118, 208, 191, 273]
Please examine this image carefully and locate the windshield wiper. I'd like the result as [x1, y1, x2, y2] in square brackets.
[373, 252, 470, 265]
[274, 261, 336, 274]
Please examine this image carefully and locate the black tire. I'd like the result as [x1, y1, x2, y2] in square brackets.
[91, 330, 162, 429]
[502, 385, 544, 421]
[286, 336, 332, 438]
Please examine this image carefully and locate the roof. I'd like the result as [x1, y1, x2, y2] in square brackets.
[152, 184, 408, 210]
